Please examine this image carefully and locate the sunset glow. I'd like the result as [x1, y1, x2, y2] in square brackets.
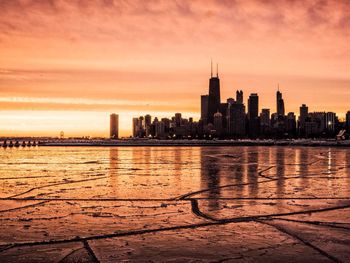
[1, 0, 349, 137]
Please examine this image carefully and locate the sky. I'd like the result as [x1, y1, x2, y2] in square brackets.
[0, 0, 349, 137]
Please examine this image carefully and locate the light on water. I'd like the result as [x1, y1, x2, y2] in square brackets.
[0, 146, 349, 262]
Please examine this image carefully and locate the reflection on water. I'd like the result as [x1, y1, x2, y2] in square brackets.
[0, 146, 349, 200]
[200, 149, 221, 210]
[109, 148, 119, 196]
[276, 147, 285, 198]
[0, 146, 349, 262]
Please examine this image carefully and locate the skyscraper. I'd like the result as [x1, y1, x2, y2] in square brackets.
[144, 114, 152, 137]
[299, 104, 308, 134]
[227, 101, 246, 136]
[276, 87, 285, 116]
[308, 112, 326, 135]
[110, 113, 119, 139]
[207, 62, 220, 124]
[260, 109, 270, 137]
[248, 93, 259, 120]
[132, 117, 139, 137]
[236, 90, 243, 104]
[260, 109, 270, 126]
[248, 93, 259, 138]
[144, 114, 152, 128]
[201, 95, 209, 125]
[286, 112, 296, 136]
[175, 113, 182, 127]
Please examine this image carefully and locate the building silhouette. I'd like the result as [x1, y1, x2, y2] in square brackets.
[260, 109, 270, 136]
[276, 87, 285, 117]
[286, 112, 297, 137]
[248, 93, 259, 138]
[227, 99, 246, 137]
[130, 63, 348, 140]
[207, 62, 220, 125]
[201, 95, 208, 125]
[110, 113, 119, 139]
[298, 104, 308, 136]
[236, 90, 243, 104]
[346, 111, 350, 133]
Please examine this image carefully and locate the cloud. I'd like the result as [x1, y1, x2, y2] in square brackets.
[1, 0, 349, 41]
[0, 0, 349, 136]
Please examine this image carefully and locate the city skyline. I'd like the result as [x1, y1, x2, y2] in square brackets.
[1, 0, 350, 137]
[131, 66, 348, 140]
[2, 68, 350, 138]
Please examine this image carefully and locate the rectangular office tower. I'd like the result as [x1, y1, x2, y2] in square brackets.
[110, 113, 119, 139]
[201, 95, 209, 125]
[248, 93, 259, 138]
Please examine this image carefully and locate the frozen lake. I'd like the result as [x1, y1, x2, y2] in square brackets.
[0, 146, 349, 262]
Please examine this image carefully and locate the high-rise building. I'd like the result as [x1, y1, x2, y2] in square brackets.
[144, 114, 152, 128]
[260, 109, 270, 136]
[110, 113, 119, 139]
[260, 109, 270, 127]
[276, 88, 285, 116]
[286, 112, 296, 136]
[153, 117, 165, 138]
[207, 63, 220, 124]
[307, 112, 326, 136]
[248, 93, 259, 138]
[299, 104, 308, 134]
[161, 118, 171, 135]
[201, 95, 209, 125]
[236, 90, 243, 104]
[175, 113, 182, 127]
[132, 117, 139, 137]
[144, 114, 152, 137]
[227, 101, 246, 136]
[248, 93, 259, 120]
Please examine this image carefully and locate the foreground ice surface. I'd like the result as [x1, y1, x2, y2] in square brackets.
[0, 146, 349, 262]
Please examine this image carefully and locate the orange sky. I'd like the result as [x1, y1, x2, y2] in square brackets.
[0, 0, 349, 137]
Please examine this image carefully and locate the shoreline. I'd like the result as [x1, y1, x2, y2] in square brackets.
[36, 139, 350, 147]
[2, 139, 350, 148]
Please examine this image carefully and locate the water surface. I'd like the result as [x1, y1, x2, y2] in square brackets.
[0, 146, 349, 262]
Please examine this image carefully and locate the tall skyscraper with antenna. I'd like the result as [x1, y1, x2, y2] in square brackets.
[207, 61, 221, 124]
[276, 84, 285, 116]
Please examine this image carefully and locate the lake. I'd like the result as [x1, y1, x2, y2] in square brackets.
[0, 146, 349, 262]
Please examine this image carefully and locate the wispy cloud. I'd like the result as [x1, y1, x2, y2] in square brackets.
[0, 0, 349, 135]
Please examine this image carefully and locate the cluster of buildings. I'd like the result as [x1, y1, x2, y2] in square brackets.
[110, 64, 350, 139]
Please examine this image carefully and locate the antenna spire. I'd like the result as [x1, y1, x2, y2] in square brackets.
[278, 83, 280, 92]
[216, 63, 218, 77]
[210, 59, 213, 78]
